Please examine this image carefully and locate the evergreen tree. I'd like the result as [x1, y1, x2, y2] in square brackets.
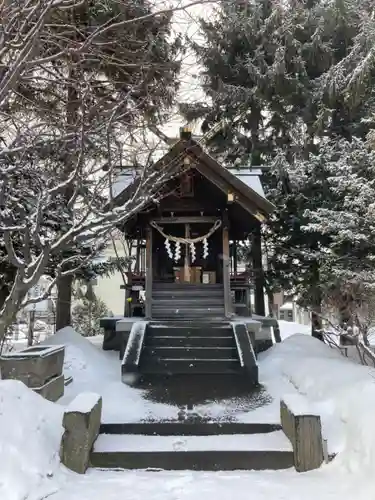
[72, 281, 111, 337]
[185, 0, 375, 333]
[299, 137, 375, 312]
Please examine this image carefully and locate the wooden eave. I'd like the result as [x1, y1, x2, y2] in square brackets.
[110, 138, 275, 222]
[180, 139, 275, 222]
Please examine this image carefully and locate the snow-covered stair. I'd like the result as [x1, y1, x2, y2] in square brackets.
[139, 322, 243, 375]
[90, 423, 294, 471]
[151, 283, 225, 321]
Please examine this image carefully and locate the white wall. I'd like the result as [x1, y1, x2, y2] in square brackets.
[93, 237, 128, 316]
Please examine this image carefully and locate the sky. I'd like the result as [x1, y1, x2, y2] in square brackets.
[159, 0, 216, 137]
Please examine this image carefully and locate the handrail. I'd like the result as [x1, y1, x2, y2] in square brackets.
[358, 341, 375, 367]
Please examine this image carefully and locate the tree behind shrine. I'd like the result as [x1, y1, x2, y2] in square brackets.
[183, 0, 375, 333]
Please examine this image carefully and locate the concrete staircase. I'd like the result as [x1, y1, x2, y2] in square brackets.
[90, 421, 294, 471]
[139, 322, 243, 375]
[151, 283, 225, 320]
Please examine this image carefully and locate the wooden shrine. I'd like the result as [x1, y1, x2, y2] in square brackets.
[115, 128, 275, 321]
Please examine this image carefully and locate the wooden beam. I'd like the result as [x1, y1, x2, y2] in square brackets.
[159, 198, 218, 212]
[152, 216, 218, 224]
[145, 225, 153, 319]
[222, 211, 232, 318]
[194, 162, 266, 222]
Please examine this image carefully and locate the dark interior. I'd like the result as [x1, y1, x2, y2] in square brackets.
[152, 222, 223, 283]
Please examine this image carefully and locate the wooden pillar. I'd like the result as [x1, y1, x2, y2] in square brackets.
[222, 211, 231, 318]
[252, 223, 265, 316]
[184, 223, 190, 283]
[233, 239, 238, 275]
[145, 225, 153, 319]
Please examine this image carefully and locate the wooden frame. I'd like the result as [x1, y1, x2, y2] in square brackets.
[152, 216, 217, 224]
[145, 225, 153, 319]
[222, 211, 231, 318]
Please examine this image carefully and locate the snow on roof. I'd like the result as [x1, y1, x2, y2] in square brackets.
[112, 164, 268, 204]
[227, 167, 266, 198]
[280, 302, 294, 310]
[111, 171, 136, 198]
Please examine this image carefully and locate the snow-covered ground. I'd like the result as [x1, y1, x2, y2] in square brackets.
[2, 323, 375, 499]
[278, 319, 311, 340]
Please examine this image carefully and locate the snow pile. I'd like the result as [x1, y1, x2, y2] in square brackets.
[43, 327, 117, 383]
[260, 334, 375, 471]
[0, 380, 63, 500]
[278, 320, 311, 340]
[45, 327, 177, 423]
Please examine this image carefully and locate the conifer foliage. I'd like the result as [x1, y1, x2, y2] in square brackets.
[185, 0, 375, 326]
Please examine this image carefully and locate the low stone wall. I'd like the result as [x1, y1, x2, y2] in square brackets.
[0, 345, 65, 401]
[100, 316, 124, 351]
[280, 395, 324, 472]
[34, 373, 65, 402]
[60, 392, 102, 474]
[251, 315, 281, 351]
[232, 322, 259, 384]
[121, 321, 148, 380]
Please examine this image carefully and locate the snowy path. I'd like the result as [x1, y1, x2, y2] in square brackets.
[94, 431, 292, 452]
[6, 328, 375, 500]
[43, 328, 281, 424]
[36, 467, 369, 500]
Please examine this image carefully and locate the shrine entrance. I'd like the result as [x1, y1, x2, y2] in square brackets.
[150, 218, 224, 286]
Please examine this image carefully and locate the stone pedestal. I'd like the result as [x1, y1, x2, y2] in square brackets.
[0, 345, 65, 401]
[280, 396, 324, 472]
[60, 392, 102, 474]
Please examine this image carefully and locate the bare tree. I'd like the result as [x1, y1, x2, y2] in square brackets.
[0, 0, 215, 337]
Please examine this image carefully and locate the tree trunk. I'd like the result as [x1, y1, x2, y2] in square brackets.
[267, 289, 282, 343]
[339, 292, 353, 328]
[339, 292, 354, 346]
[252, 225, 265, 316]
[267, 289, 275, 317]
[311, 289, 324, 341]
[310, 261, 324, 341]
[55, 57, 79, 331]
[311, 305, 323, 341]
[56, 275, 74, 331]
[27, 310, 35, 346]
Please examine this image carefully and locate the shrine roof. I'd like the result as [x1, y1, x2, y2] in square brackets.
[111, 138, 275, 221]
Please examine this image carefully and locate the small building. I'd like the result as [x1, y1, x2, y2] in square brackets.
[114, 129, 274, 323]
[101, 128, 278, 373]
[279, 302, 294, 322]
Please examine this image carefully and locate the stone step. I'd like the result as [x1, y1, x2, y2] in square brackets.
[149, 321, 231, 327]
[153, 283, 223, 289]
[151, 308, 226, 318]
[140, 358, 241, 374]
[142, 346, 238, 360]
[152, 289, 224, 298]
[152, 298, 224, 306]
[151, 318, 228, 324]
[151, 304, 225, 311]
[91, 450, 294, 471]
[145, 336, 235, 348]
[146, 326, 233, 337]
[90, 432, 294, 471]
[99, 422, 282, 436]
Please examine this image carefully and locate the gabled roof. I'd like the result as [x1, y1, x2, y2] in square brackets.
[112, 138, 275, 221]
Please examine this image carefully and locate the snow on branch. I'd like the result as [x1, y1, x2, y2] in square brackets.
[0, 0, 209, 339]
